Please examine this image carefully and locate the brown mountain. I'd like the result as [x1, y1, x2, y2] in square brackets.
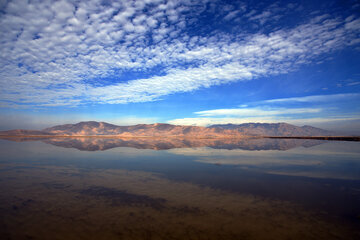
[41, 121, 238, 137]
[209, 123, 334, 136]
[0, 121, 334, 137]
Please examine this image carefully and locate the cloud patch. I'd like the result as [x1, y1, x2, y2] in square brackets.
[264, 93, 360, 103]
[168, 92, 360, 129]
[0, 0, 359, 106]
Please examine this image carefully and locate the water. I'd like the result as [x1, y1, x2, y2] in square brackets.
[0, 137, 359, 240]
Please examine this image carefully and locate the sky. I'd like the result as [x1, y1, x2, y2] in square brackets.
[0, 0, 360, 133]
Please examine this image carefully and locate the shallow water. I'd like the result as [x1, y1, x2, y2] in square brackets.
[0, 137, 359, 239]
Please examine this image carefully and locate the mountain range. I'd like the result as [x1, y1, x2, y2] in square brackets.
[0, 121, 335, 137]
[209, 123, 335, 136]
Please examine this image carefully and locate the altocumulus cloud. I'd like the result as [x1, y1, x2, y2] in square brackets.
[0, 0, 359, 107]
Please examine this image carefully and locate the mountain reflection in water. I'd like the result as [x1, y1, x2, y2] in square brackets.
[1, 136, 323, 151]
[0, 138, 359, 240]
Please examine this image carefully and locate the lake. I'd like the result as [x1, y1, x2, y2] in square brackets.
[0, 137, 359, 240]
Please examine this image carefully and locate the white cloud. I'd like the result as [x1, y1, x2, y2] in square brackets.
[167, 116, 360, 127]
[195, 108, 321, 117]
[167, 146, 360, 180]
[223, 10, 240, 21]
[168, 99, 360, 128]
[168, 117, 281, 126]
[264, 93, 360, 103]
[249, 10, 272, 24]
[347, 82, 360, 86]
[0, 0, 359, 107]
[89, 62, 254, 103]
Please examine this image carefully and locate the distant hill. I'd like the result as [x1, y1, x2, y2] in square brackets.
[39, 121, 238, 137]
[208, 123, 334, 136]
[0, 121, 335, 137]
[0, 129, 54, 136]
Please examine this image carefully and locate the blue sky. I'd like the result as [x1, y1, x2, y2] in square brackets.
[0, 0, 360, 133]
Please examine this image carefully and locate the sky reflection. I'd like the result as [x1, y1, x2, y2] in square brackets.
[0, 138, 359, 239]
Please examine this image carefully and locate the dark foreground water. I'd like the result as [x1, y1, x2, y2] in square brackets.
[0, 137, 359, 240]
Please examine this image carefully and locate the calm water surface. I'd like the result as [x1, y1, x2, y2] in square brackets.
[0, 137, 359, 240]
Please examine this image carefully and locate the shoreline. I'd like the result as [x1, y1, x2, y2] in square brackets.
[0, 135, 359, 141]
